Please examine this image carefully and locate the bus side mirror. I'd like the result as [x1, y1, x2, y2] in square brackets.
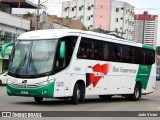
[60, 41, 66, 59]
[1, 42, 15, 58]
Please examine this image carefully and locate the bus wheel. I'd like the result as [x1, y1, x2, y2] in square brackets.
[99, 95, 112, 100]
[131, 84, 141, 101]
[71, 83, 81, 105]
[34, 97, 43, 103]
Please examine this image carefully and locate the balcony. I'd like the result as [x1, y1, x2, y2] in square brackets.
[0, 11, 30, 30]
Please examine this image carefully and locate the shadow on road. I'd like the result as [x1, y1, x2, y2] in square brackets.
[11, 97, 151, 107]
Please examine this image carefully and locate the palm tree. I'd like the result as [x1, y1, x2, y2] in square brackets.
[23, 12, 34, 20]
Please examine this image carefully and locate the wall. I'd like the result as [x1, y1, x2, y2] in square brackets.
[94, 0, 110, 31]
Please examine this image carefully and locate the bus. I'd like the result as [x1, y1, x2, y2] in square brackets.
[1, 29, 156, 104]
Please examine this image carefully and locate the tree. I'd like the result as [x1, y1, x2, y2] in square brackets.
[156, 46, 160, 55]
[23, 12, 34, 20]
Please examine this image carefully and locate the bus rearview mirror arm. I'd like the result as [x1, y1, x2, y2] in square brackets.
[1, 42, 15, 58]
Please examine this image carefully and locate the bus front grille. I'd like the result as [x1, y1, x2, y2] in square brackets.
[12, 83, 40, 88]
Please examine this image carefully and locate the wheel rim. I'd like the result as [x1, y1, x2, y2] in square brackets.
[135, 87, 139, 98]
[77, 89, 81, 99]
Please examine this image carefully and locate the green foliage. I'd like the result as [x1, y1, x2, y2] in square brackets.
[23, 12, 34, 20]
[156, 46, 160, 55]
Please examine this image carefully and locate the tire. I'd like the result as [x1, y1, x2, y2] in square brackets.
[34, 97, 43, 103]
[130, 84, 141, 101]
[99, 95, 112, 100]
[71, 83, 85, 105]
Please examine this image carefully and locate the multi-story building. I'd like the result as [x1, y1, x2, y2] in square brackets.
[133, 11, 158, 48]
[62, 0, 134, 40]
[0, 0, 37, 74]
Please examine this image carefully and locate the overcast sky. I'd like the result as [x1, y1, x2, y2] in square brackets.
[12, 0, 160, 46]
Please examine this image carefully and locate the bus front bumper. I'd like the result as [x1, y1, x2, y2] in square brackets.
[6, 82, 54, 98]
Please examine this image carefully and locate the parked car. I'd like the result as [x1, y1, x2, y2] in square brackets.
[0, 72, 8, 85]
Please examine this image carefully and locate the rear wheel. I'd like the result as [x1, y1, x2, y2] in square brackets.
[34, 97, 43, 103]
[130, 84, 141, 101]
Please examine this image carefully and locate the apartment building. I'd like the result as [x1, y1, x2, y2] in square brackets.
[62, 0, 134, 40]
[133, 11, 158, 48]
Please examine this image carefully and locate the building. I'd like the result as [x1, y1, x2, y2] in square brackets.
[62, 0, 134, 40]
[39, 14, 87, 30]
[0, 0, 37, 74]
[133, 11, 158, 48]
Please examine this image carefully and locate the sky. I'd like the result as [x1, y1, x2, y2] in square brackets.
[12, 0, 160, 46]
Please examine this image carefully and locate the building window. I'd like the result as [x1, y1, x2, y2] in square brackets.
[116, 8, 119, 12]
[100, 15, 102, 18]
[87, 16, 91, 20]
[79, 7, 82, 11]
[90, 25, 93, 28]
[72, 8, 74, 11]
[64, 8, 68, 11]
[115, 28, 118, 33]
[115, 18, 118, 22]
[88, 6, 91, 10]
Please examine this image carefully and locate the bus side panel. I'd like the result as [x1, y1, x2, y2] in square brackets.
[53, 71, 66, 97]
[141, 63, 156, 94]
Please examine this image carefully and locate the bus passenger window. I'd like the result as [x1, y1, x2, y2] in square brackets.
[133, 47, 144, 64]
[103, 43, 109, 61]
[77, 38, 93, 59]
[94, 41, 104, 60]
[122, 45, 133, 63]
[108, 43, 121, 62]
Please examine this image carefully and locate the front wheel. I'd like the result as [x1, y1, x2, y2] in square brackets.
[34, 97, 43, 103]
[71, 83, 85, 105]
[130, 84, 141, 101]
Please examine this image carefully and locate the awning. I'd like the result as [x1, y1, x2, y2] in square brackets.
[0, 0, 38, 9]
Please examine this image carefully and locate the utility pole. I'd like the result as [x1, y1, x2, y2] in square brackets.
[36, 0, 40, 30]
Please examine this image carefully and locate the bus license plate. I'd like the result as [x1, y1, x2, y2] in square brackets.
[21, 91, 28, 95]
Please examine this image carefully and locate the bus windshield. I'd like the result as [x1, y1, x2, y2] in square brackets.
[8, 39, 58, 78]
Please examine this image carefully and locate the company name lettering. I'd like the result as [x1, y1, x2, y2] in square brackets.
[112, 66, 137, 74]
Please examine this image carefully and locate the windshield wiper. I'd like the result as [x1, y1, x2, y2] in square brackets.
[15, 52, 27, 74]
[27, 52, 38, 75]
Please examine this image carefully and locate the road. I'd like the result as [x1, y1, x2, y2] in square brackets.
[0, 81, 160, 119]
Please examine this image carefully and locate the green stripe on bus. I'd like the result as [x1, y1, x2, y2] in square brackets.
[135, 65, 152, 89]
[143, 45, 154, 50]
[6, 82, 54, 98]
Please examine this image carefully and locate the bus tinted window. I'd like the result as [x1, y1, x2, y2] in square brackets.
[93, 41, 104, 60]
[108, 43, 121, 62]
[134, 47, 144, 64]
[144, 49, 155, 65]
[77, 38, 93, 59]
[122, 45, 133, 63]
[103, 43, 109, 61]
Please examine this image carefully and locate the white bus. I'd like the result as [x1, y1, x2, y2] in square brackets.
[1, 29, 156, 104]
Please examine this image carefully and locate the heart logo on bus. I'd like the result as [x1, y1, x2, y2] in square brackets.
[86, 63, 110, 87]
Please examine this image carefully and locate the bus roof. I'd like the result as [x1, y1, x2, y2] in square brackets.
[17, 29, 154, 49]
